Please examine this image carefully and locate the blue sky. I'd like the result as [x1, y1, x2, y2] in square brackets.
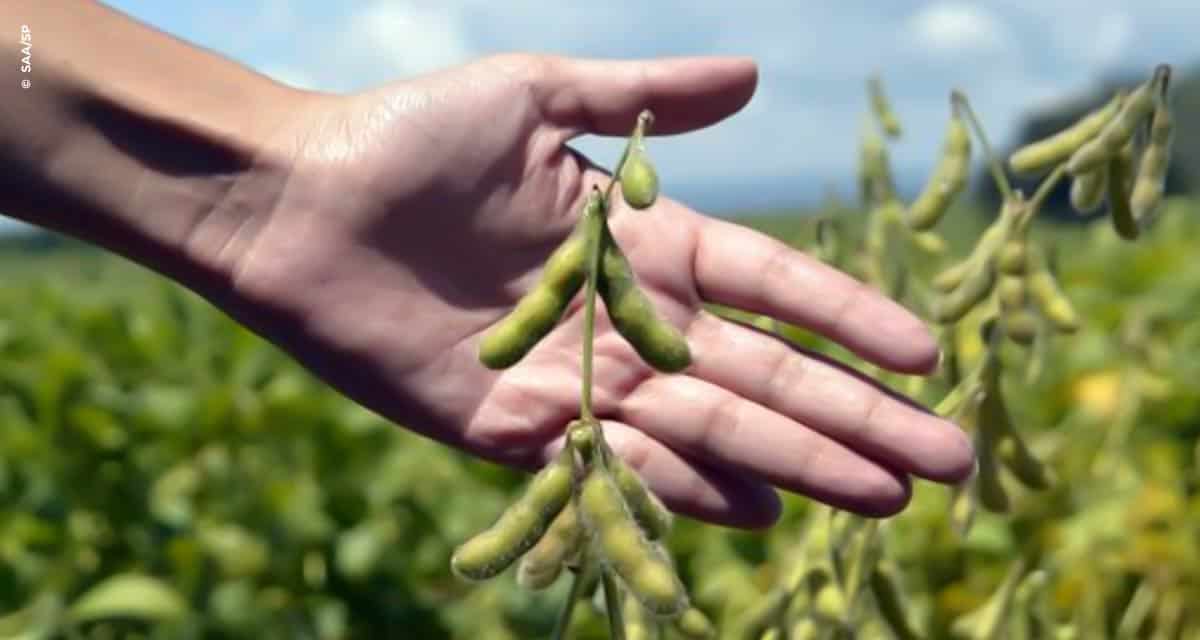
[9, 2, 1200, 229]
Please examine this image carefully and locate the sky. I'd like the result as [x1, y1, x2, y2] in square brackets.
[8, 1, 1200, 229]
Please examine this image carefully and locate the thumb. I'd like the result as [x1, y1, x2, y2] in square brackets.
[530, 55, 759, 139]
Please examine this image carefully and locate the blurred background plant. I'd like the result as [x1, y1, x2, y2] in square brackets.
[2, 184, 1198, 638]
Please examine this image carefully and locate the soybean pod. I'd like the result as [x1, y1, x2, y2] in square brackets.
[1069, 163, 1109, 214]
[1002, 310, 1039, 346]
[859, 126, 897, 206]
[478, 191, 602, 369]
[869, 74, 903, 138]
[623, 588, 658, 640]
[933, 259, 973, 293]
[610, 455, 674, 541]
[598, 224, 692, 373]
[1026, 244, 1079, 333]
[982, 369, 1052, 490]
[997, 274, 1027, 312]
[579, 467, 688, 617]
[933, 265, 995, 324]
[451, 447, 574, 581]
[1068, 66, 1167, 176]
[1107, 144, 1138, 239]
[950, 558, 1028, 640]
[620, 110, 660, 210]
[515, 501, 585, 590]
[735, 589, 788, 640]
[674, 607, 717, 639]
[997, 240, 1028, 275]
[1008, 92, 1123, 175]
[1129, 97, 1174, 231]
[966, 370, 1008, 513]
[908, 103, 971, 230]
[870, 561, 921, 640]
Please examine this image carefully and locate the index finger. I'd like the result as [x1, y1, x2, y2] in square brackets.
[533, 55, 759, 138]
[692, 216, 940, 374]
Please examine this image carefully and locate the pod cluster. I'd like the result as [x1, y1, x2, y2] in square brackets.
[477, 131, 689, 373]
[930, 194, 1079, 348]
[946, 345, 1054, 524]
[856, 80, 966, 303]
[1009, 65, 1175, 239]
[450, 419, 714, 637]
[732, 510, 923, 640]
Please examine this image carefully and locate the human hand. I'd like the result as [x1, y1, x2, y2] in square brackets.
[212, 54, 974, 528]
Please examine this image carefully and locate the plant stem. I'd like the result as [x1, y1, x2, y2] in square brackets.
[551, 562, 591, 640]
[952, 90, 1013, 202]
[579, 188, 605, 422]
[602, 569, 628, 640]
[583, 110, 651, 427]
[1017, 163, 1067, 233]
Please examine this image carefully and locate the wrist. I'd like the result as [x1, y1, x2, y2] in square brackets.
[0, 3, 321, 303]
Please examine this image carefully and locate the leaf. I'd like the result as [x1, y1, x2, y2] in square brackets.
[67, 573, 189, 624]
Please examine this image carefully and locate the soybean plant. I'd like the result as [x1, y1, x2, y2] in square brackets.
[453, 111, 714, 639]
[742, 63, 1181, 640]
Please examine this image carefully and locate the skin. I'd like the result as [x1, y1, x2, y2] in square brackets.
[1, 3, 972, 530]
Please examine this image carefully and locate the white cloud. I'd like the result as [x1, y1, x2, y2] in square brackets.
[907, 3, 1012, 56]
[342, 2, 476, 82]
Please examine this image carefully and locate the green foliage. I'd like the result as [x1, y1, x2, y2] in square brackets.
[3, 195, 1199, 638]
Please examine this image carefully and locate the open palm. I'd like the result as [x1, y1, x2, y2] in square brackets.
[220, 54, 973, 528]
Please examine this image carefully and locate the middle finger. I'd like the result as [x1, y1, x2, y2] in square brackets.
[684, 311, 974, 484]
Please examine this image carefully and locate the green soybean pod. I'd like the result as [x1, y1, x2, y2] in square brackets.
[610, 456, 673, 541]
[997, 240, 1027, 276]
[623, 589, 657, 640]
[1068, 73, 1162, 176]
[598, 226, 691, 373]
[859, 127, 897, 206]
[1107, 144, 1139, 239]
[996, 434, 1053, 491]
[970, 390, 1009, 513]
[870, 562, 921, 640]
[1069, 163, 1109, 214]
[580, 468, 687, 617]
[451, 448, 574, 581]
[869, 74, 903, 138]
[674, 607, 717, 639]
[735, 589, 788, 640]
[1129, 100, 1174, 230]
[932, 264, 995, 324]
[912, 230, 948, 255]
[982, 369, 1052, 490]
[1003, 310, 1038, 346]
[515, 501, 584, 590]
[1026, 246, 1079, 333]
[478, 192, 601, 369]
[997, 275, 1027, 312]
[908, 108, 971, 230]
[789, 618, 820, 640]
[934, 217, 1007, 292]
[933, 259, 972, 292]
[810, 573, 849, 627]
[951, 559, 1027, 640]
[620, 110, 660, 210]
[1009, 92, 1123, 175]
